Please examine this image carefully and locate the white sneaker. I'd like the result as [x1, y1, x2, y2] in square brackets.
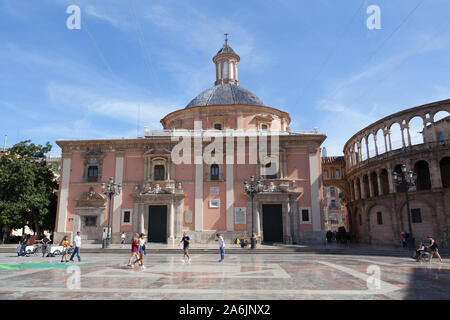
[141, 265, 146, 269]
[131, 263, 135, 268]
[181, 259, 185, 264]
[187, 259, 191, 264]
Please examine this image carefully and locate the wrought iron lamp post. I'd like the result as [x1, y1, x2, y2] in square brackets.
[244, 176, 263, 249]
[392, 165, 417, 251]
[101, 176, 121, 248]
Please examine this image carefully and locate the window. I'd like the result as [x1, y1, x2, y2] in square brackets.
[324, 170, 329, 179]
[211, 164, 219, 181]
[154, 165, 165, 181]
[84, 216, 97, 227]
[223, 61, 228, 79]
[330, 200, 337, 210]
[300, 207, 311, 224]
[229, 62, 234, 79]
[377, 212, 383, 225]
[335, 169, 340, 179]
[121, 209, 133, 225]
[330, 187, 335, 197]
[123, 211, 131, 224]
[214, 123, 222, 130]
[411, 208, 422, 223]
[87, 166, 98, 182]
[261, 124, 268, 131]
[209, 199, 220, 208]
[301, 209, 310, 222]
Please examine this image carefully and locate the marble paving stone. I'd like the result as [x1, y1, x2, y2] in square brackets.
[0, 253, 448, 300]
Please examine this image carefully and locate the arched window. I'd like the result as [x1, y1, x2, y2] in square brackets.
[211, 164, 219, 181]
[154, 165, 165, 181]
[223, 61, 228, 79]
[414, 160, 431, 190]
[440, 157, 450, 188]
[371, 172, 379, 197]
[380, 169, 389, 195]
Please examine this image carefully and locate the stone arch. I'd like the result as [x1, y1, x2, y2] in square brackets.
[414, 160, 431, 190]
[440, 157, 450, 188]
[432, 110, 450, 122]
[393, 164, 406, 193]
[360, 137, 368, 161]
[408, 116, 425, 145]
[389, 122, 403, 150]
[375, 129, 385, 154]
[367, 133, 376, 158]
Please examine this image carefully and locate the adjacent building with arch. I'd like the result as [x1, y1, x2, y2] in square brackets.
[343, 99, 450, 247]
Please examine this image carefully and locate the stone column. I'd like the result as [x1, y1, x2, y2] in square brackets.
[56, 153, 72, 233]
[387, 164, 395, 194]
[139, 205, 145, 234]
[374, 135, 379, 156]
[112, 153, 124, 243]
[388, 130, 393, 151]
[365, 139, 370, 159]
[383, 130, 388, 153]
[169, 200, 175, 244]
[256, 204, 261, 237]
[401, 127, 406, 148]
[368, 173, 374, 198]
[429, 158, 443, 189]
[376, 170, 383, 196]
[406, 126, 412, 146]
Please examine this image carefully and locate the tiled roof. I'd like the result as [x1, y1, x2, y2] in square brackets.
[185, 83, 264, 108]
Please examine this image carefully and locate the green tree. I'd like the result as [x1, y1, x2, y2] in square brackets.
[0, 140, 58, 236]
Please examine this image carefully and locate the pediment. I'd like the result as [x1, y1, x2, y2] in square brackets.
[75, 187, 106, 207]
[143, 148, 171, 157]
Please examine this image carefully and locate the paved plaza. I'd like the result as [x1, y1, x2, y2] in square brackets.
[0, 252, 448, 300]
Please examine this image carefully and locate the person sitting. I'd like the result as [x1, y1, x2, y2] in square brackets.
[413, 242, 426, 260]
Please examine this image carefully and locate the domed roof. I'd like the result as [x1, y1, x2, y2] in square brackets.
[185, 83, 264, 108]
[216, 44, 236, 55]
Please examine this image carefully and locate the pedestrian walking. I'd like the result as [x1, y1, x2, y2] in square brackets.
[127, 233, 140, 267]
[69, 231, 82, 262]
[180, 232, 191, 264]
[401, 232, 407, 248]
[60, 236, 70, 263]
[137, 233, 146, 270]
[427, 236, 443, 263]
[41, 234, 51, 257]
[18, 235, 28, 256]
[216, 233, 225, 262]
[2, 231, 8, 244]
[120, 232, 126, 247]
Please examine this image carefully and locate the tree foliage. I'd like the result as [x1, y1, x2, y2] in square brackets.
[0, 140, 58, 235]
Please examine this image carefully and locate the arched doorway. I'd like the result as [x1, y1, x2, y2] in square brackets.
[440, 157, 450, 188]
[414, 160, 431, 190]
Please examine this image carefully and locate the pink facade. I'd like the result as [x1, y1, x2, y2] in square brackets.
[54, 41, 326, 244]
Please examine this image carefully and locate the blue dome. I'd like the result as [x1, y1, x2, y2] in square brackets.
[186, 83, 264, 108]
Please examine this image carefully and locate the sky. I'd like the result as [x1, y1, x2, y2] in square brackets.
[1, 0, 450, 157]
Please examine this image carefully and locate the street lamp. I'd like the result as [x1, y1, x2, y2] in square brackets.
[101, 176, 121, 248]
[244, 176, 263, 249]
[392, 165, 417, 251]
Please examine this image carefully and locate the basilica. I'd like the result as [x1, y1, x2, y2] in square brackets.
[54, 40, 326, 244]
